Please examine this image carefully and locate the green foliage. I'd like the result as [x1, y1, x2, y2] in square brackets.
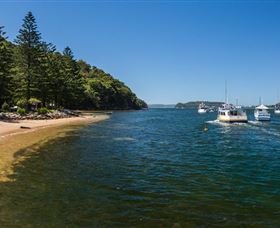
[0, 26, 14, 105]
[28, 97, 41, 105]
[14, 11, 42, 107]
[1, 102, 9, 112]
[0, 12, 147, 112]
[16, 98, 28, 108]
[81, 67, 147, 110]
[37, 107, 49, 114]
[17, 107, 26, 115]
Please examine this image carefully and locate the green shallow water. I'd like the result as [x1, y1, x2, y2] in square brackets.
[0, 109, 280, 227]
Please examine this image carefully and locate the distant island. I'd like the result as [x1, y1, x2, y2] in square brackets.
[175, 101, 224, 109]
[148, 104, 175, 109]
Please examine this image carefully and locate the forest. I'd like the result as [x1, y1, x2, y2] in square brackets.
[0, 12, 147, 112]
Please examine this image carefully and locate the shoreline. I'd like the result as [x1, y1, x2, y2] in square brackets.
[0, 113, 109, 182]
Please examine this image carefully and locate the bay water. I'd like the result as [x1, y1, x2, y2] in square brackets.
[0, 109, 280, 227]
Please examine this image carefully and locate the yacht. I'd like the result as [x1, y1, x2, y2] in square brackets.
[217, 81, 247, 123]
[274, 91, 280, 114]
[254, 104, 271, 121]
[275, 105, 280, 114]
[198, 103, 208, 114]
[217, 103, 248, 123]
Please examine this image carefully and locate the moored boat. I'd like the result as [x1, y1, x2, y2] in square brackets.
[274, 91, 280, 114]
[254, 104, 270, 121]
[198, 103, 208, 114]
[275, 103, 280, 114]
[275, 108, 280, 114]
[217, 103, 248, 123]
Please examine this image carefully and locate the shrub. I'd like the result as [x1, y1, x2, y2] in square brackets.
[29, 98, 42, 111]
[16, 99, 28, 108]
[1, 102, 10, 112]
[37, 107, 49, 114]
[57, 106, 64, 111]
[17, 107, 26, 115]
[28, 98, 41, 106]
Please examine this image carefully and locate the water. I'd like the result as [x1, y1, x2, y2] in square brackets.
[1, 109, 280, 227]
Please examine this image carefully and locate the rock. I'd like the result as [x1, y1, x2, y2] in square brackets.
[20, 126, 31, 129]
[0, 110, 79, 121]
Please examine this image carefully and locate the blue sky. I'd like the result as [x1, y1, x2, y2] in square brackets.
[1, 1, 280, 105]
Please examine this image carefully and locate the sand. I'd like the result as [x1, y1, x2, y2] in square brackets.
[0, 113, 109, 182]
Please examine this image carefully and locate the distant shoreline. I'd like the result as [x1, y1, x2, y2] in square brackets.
[0, 112, 109, 182]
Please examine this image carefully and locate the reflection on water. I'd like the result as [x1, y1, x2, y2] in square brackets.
[0, 109, 280, 227]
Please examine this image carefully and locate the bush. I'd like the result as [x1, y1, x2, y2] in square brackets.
[16, 99, 28, 108]
[1, 102, 10, 112]
[57, 106, 64, 111]
[28, 98, 41, 105]
[17, 107, 26, 115]
[37, 107, 49, 114]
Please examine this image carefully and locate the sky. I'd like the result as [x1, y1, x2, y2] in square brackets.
[1, 1, 280, 105]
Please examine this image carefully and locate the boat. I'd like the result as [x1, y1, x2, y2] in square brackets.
[274, 91, 280, 114]
[275, 106, 280, 114]
[198, 103, 208, 114]
[254, 104, 271, 121]
[208, 106, 216, 112]
[217, 103, 248, 123]
[217, 81, 248, 123]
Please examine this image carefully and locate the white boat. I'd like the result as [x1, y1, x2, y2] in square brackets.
[216, 81, 247, 123]
[198, 103, 207, 114]
[274, 91, 280, 114]
[275, 103, 280, 114]
[275, 108, 280, 114]
[274, 102, 280, 114]
[217, 103, 248, 123]
[254, 104, 271, 121]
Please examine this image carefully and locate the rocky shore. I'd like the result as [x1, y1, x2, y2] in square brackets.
[0, 110, 79, 121]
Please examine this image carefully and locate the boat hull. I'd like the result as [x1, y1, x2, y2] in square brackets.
[254, 115, 271, 121]
[275, 110, 280, 114]
[254, 105, 271, 121]
[198, 109, 207, 114]
[218, 115, 248, 123]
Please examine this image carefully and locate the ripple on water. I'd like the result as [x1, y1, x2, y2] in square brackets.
[0, 109, 280, 227]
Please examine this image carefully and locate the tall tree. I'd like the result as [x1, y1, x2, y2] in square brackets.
[48, 50, 66, 108]
[35, 42, 54, 106]
[62, 46, 84, 108]
[0, 26, 13, 105]
[14, 11, 42, 106]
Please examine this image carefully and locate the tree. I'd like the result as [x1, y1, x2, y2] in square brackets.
[0, 12, 147, 112]
[0, 26, 13, 105]
[77, 60, 91, 78]
[14, 11, 42, 108]
[47, 51, 65, 108]
[35, 42, 54, 106]
[61, 46, 85, 108]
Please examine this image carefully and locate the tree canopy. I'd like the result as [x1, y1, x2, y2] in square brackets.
[0, 12, 147, 111]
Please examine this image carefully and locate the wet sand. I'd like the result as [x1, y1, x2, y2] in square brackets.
[0, 113, 109, 182]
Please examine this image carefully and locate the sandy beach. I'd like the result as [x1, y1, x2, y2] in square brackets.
[0, 113, 109, 182]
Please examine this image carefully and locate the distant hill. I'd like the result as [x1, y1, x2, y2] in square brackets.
[148, 104, 175, 109]
[175, 101, 223, 109]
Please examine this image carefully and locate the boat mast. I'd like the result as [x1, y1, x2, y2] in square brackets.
[225, 80, 228, 104]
